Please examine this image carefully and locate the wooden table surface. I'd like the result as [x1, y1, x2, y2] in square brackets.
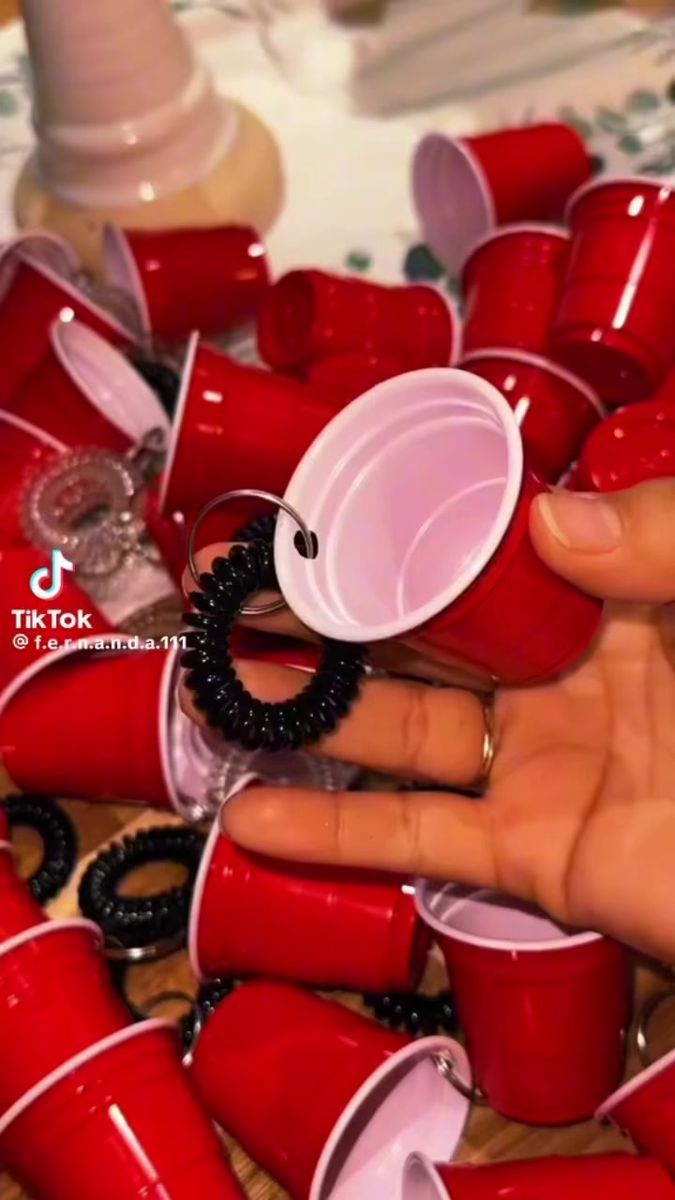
[0, 1, 673, 1196]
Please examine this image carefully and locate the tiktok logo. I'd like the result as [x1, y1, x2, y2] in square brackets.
[29, 549, 75, 600]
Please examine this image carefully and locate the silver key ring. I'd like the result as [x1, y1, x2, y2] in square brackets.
[187, 488, 317, 618]
[635, 989, 675, 1068]
[102, 931, 186, 964]
[136, 990, 205, 1068]
[433, 1050, 486, 1105]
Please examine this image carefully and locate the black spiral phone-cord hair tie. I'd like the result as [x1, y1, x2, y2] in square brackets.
[3, 794, 78, 904]
[181, 540, 367, 752]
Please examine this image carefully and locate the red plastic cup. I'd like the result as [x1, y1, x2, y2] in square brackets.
[460, 349, 605, 483]
[0, 546, 111, 713]
[553, 177, 675, 406]
[0, 413, 65, 548]
[0, 843, 45, 943]
[416, 881, 632, 1125]
[412, 123, 591, 275]
[0, 645, 185, 810]
[103, 224, 270, 342]
[0, 1020, 245, 1200]
[5, 318, 169, 451]
[461, 224, 570, 354]
[189, 819, 431, 989]
[190, 980, 471, 1200]
[596, 1051, 675, 1176]
[572, 395, 675, 492]
[307, 352, 407, 409]
[258, 270, 457, 374]
[0, 918, 131, 1112]
[402, 1152, 675, 1199]
[0, 253, 137, 406]
[275, 369, 603, 686]
[0, 231, 82, 304]
[158, 335, 335, 518]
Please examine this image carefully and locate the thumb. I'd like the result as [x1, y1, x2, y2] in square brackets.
[530, 479, 675, 603]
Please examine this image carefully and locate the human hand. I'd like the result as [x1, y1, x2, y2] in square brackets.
[180, 479, 675, 963]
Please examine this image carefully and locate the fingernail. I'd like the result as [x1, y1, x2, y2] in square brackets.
[537, 492, 623, 552]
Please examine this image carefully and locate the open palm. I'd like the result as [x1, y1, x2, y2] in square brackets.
[182, 482, 675, 964]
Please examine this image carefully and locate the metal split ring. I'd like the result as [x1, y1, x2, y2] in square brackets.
[187, 488, 317, 617]
[433, 1051, 486, 1105]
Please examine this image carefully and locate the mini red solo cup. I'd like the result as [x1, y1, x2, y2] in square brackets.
[596, 1050, 675, 1176]
[0, 918, 131, 1112]
[461, 224, 570, 355]
[275, 368, 603, 686]
[307, 352, 407, 409]
[0, 251, 137, 406]
[158, 334, 335, 518]
[190, 980, 471, 1200]
[189, 819, 431, 989]
[0, 1020, 245, 1200]
[258, 270, 457, 374]
[0, 230, 82, 303]
[0, 546, 111, 713]
[0, 843, 45, 944]
[553, 177, 675, 406]
[412, 124, 591, 275]
[5, 318, 169, 451]
[0, 645, 192, 812]
[572, 396, 675, 493]
[0, 413, 65, 548]
[402, 1151, 675, 1200]
[416, 881, 632, 1125]
[460, 349, 605, 483]
[103, 224, 270, 342]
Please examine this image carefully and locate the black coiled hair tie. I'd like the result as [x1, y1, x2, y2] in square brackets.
[3, 794, 77, 904]
[182, 539, 367, 752]
[363, 989, 458, 1038]
[232, 512, 277, 543]
[78, 826, 205, 951]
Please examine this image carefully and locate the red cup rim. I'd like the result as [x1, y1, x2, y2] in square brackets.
[0, 917, 103, 966]
[595, 1047, 675, 1121]
[0, 632, 134, 723]
[0, 232, 82, 304]
[402, 1153, 448, 1200]
[50, 318, 168, 443]
[159, 645, 182, 814]
[0, 408, 68, 453]
[412, 132, 496, 274]
[415, 881, 602, 953]
[158, 331, 200, 517]
[462, 221, 570, 280]
[16, 254, 138, 343]
[187, 773, 263, 983]
[0, 840, 14, 856]
[460, 347, 606, 417]
[102, 225, 152, 335]
[309, 1035, 471, 1200]
[565, 174, 675, 224]
[0, 1018, 174, 1139]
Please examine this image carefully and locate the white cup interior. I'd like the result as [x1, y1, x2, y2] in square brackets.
[275, 369, 523, 643]
[402, 1154, 450, 1200]
[52, 318, 168, 441]
[416, 881, 597, 952]
[102, 225, 151, 333]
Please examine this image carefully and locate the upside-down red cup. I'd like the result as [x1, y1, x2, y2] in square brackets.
[158, 335, 335, 518]
[0, 838, 45, 942]
[412, 123, 591, 275]
[416, 881, 632, 1125]
[274, 369, 603, 686]
[0, 1021, 245, 1200]
[402, 1152, 675, 1199]
[258, 270, 457, 373]
[0, 251, 137, 405]
[307, 351, 407, 409]
[103, 224, 270, 342]
[461, 224, 570, 354]
[0, 645, 197, 812]
[553, 177, 675, 406]
[460, 349, 605, 482]
[596, 1050, 675, 1176]
[0, 546, 111, 712]
[189, 820, 431, 989]
[572, 395, 675, 492]
[191, 980, 471, 1200]
[0, 918, 131, 1112]
[5, 318, 169, 451]
[0, 413, 65, 548]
